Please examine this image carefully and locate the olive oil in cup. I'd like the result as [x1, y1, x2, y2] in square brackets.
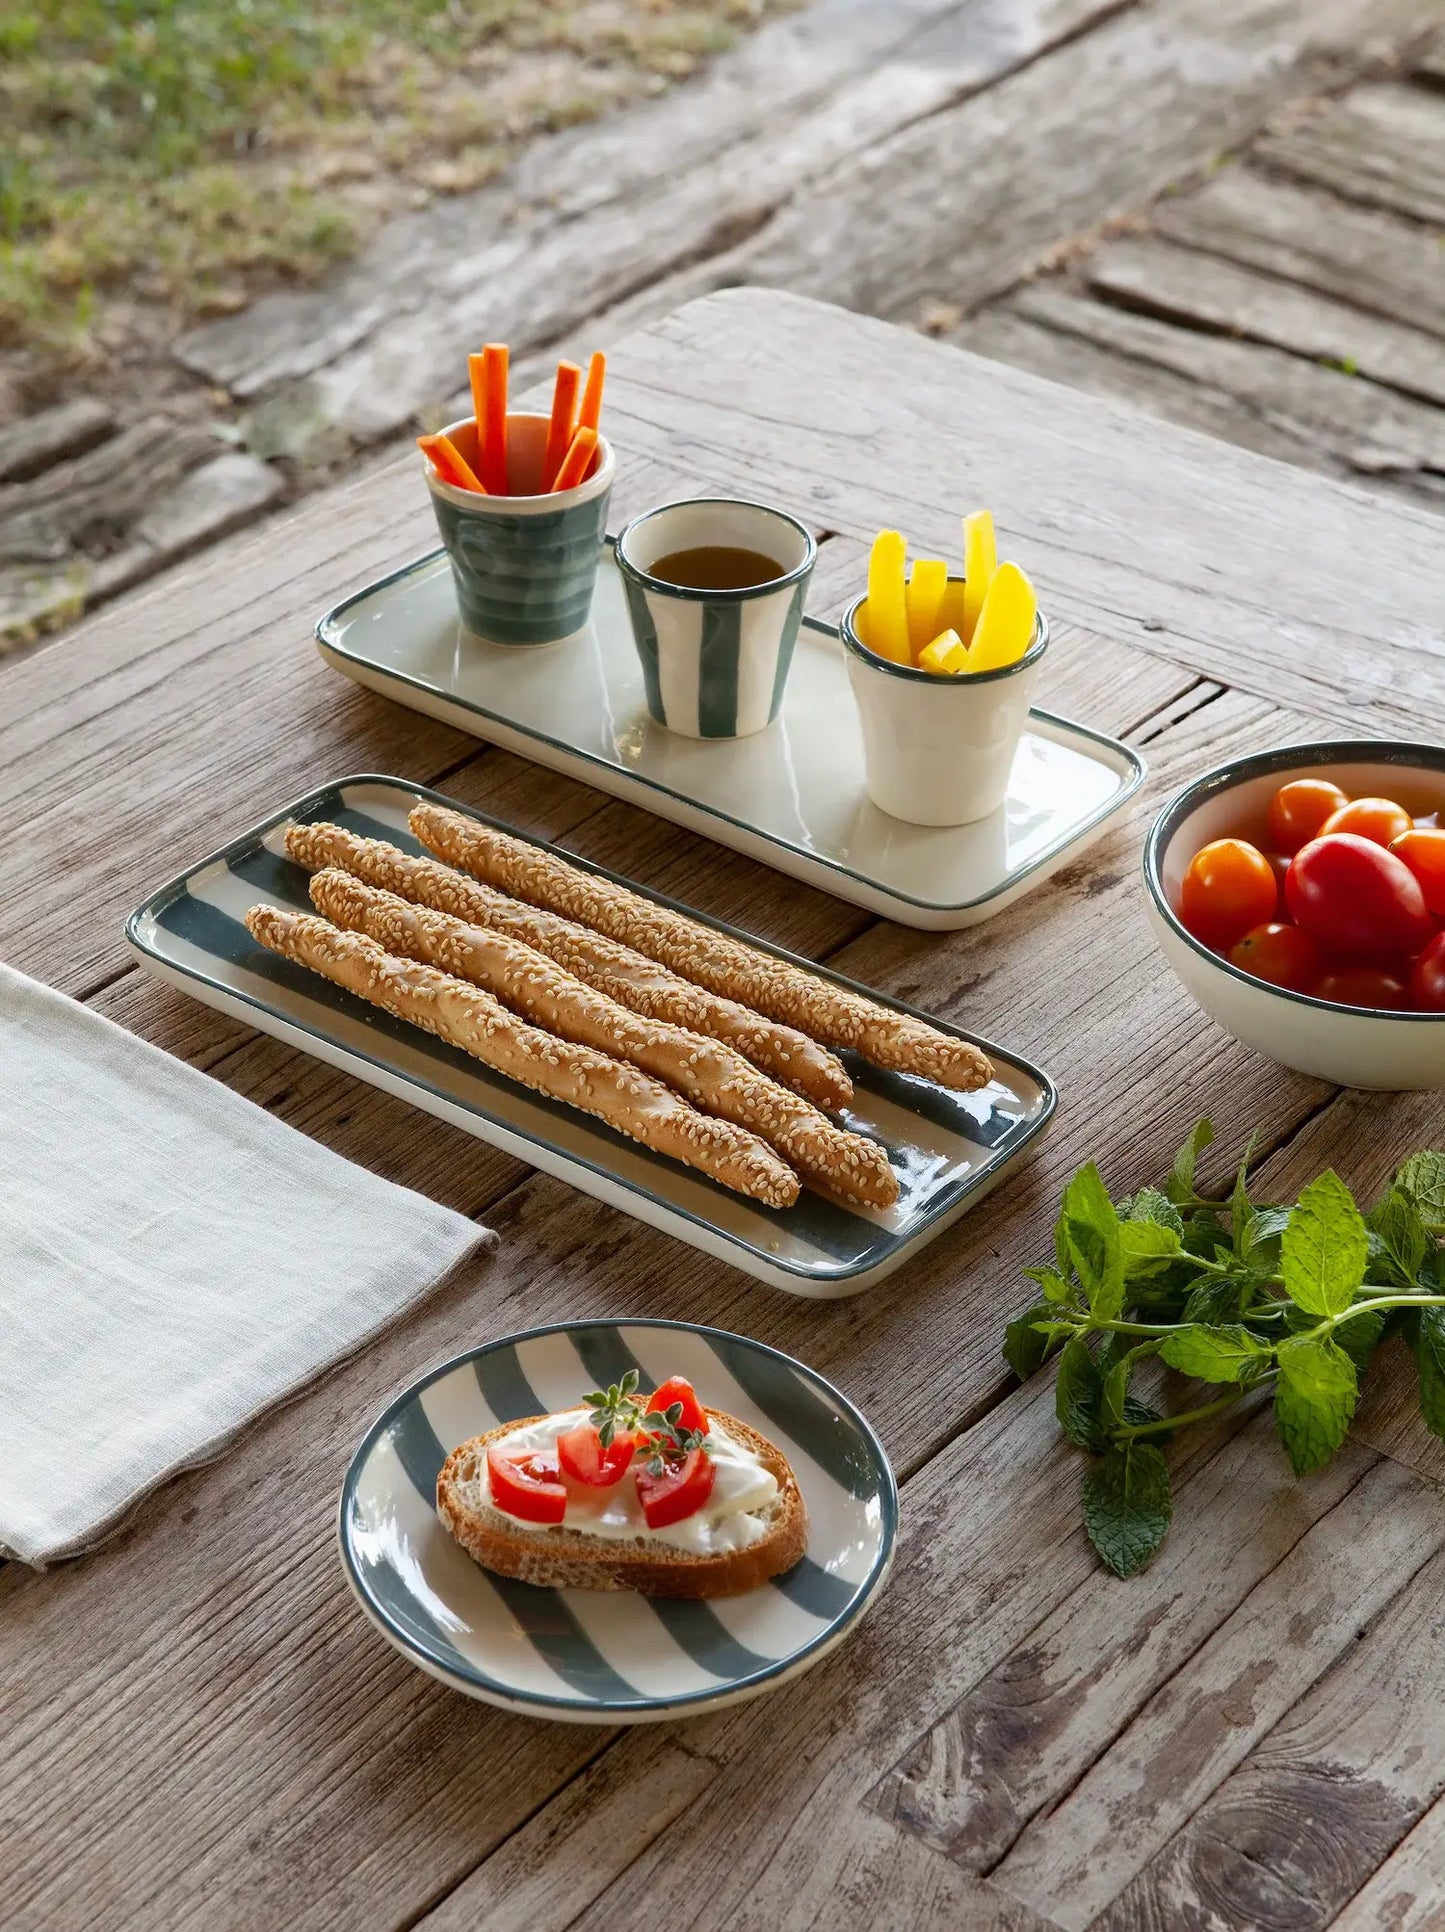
[616, 499, 816, 740]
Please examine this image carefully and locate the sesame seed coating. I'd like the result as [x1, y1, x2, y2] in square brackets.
[408, 803, 994, 1092]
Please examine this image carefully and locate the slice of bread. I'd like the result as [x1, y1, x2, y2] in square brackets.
[436, 1409, 808, 1599]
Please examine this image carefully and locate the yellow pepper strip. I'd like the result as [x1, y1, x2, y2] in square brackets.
[864, 529, 911, 665]
[968, 561, 1038, 672]
[919, 628, 969, 675]
[936, 578, 970, 636]
[905, 557, 950, 663]
[961, 509, 997, 644]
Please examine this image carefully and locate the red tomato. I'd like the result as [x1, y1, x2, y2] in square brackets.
[1391, 827, 1445, 918]
[1179, 838, 1278, 950]
[1285, 834, 1435, 964]
[645, 1376, 707, 1434]
[1315, 965, 1409, 1011]
[635, 1447, 716, 1529]
[487, 1446, 567, 1524]
[1267, 778, 1349, 854]
[1409, 932, 1445, 1012]
[1320, 796, 1412, 848]
[1228, 921, 1321, 993]
[557, 1423, 636, 1493]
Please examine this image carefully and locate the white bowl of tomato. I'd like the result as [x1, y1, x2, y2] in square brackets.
[1144, 743, 1445, 1090]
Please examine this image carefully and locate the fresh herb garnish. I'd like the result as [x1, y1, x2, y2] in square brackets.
[1006, 1120, 1445, 1578]
[582, 1369, 643, 1448]
[580, 1374, 711, 1468]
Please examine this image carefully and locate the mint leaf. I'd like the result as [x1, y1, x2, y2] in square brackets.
[1120, 1219, 1183, 1278]
[1167, 1119, 1215, 1207]
[1398, 1151, 1445, 1234]
[1159, 1324, 1270, 1383]
[1335, 1308, 1385, 1379]
[1128, 1188, 1185, 1235]
[1182, 1273, 1248, 1325]
[1281, 1171, 1368, 1317]
[1102, 1358, 1130, 1431]
[1003, 1304, 1056, 1380]
[1414, 1306, 1445, 1441]
[1229, 1134, 1260, 1254]
[1274, 1333, 1358, 1476]
[1082, 1442, 1173, 1577]
[1023, 1264, 1073, 1306]
[1368, 1186, 1429, 1285]
[1061, 1163, 1125, 1322]
[1056, 1336, 1107, 1451]
[1182, 1210, 1231, 1262]
[1243, 1205, 1292, 1266]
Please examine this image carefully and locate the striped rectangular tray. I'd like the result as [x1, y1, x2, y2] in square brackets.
[125, 776, 1055, 1295]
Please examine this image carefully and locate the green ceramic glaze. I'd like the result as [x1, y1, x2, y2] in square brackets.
[431, 485, 612, 646]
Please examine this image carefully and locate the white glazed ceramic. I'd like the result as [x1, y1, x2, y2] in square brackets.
[841, 591, 1048, 827]
[338, 1319, 897, 1722]
[315, 546, 1144, 931]
[1145, 742, 1445, 1091]
[125, 775, 1056, 1295]
[614, 498, 816, 739]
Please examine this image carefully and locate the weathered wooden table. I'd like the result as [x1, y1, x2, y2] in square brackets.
[6, 291, 1445, 1932]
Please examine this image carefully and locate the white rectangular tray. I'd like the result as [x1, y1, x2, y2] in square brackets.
[317, 544, 1144, 931]
[126, 776, 1055, 1297]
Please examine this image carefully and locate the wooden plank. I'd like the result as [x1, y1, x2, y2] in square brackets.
[1084, 234, 1445, 411]
[414, 1741, 717, 1932]
[1332, 1796, 1445, 1931]
[604, 290, 1445, 737]
[1156, 166, 1445, 340]
[717, 0, 1433, 326]
[990, 1455, 1445, 1927]
[1091, 1544, 1445, 1930]
[868, 1414, 1378, 1876]
[0, 398, 113, 485]
[0, 421, 214, 566]
[173, 0, 1125, 432]
[1001, 283, 1445, 494]
[1255, 81, 1445, 227]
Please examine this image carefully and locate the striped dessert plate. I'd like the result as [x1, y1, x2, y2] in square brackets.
[125, 775, 1055, 1296]
[339, 1320, 897, 1721]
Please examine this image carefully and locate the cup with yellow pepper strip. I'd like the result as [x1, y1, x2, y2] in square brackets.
[841, 511, 1048, 825]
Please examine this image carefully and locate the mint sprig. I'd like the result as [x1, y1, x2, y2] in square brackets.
[1005, 1121, 1445, 1578]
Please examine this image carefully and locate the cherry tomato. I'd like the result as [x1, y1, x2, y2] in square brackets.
[1320, 796, 1412, 848]
[634, 1446, 716, 1529]
[1228, 921, 1321, 993]
[1391, 827, 1445, 918]
[1409, 932, 1445, 1012]
[1267, 778, 1349, 855]
[645, 1376, 707, 1435]
[1315, 965, 1409, 1011]
[557, 1423, 636, 1493]
[1285, 833, 1435, 964]
[1179, 838, 1278, 950]
[487, 1446, 567, 1523]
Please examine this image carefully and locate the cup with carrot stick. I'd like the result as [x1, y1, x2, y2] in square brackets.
[418, 345, 614, 647]
[841, 511, 1048, 825]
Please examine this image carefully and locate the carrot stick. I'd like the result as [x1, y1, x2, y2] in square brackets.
[477, 342, 509, 494]
[467, 353, 488, 440]
[417, 432, 486, 493]
[541, 360, 581, 489]
[551, 424, 598, 493]
[578, 351, 606, 433]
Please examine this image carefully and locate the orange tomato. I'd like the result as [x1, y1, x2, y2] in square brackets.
[1320, 796, 1412, 848]
[1267, 778, 1348, 854]
[1179, 839, 1279, 950]
[1391, 827, 1445, 918]
[1228, 922, 1321, 993]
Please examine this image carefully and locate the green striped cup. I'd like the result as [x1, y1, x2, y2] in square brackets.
[424, 413, 614, 647]
[616, 499, 815, 739]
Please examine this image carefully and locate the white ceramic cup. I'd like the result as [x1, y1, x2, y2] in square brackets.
[840, 589, 1049, 826]
[615, 498, 816, 740]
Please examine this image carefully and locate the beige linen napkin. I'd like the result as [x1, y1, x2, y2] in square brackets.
[0, 961, 492, 1564]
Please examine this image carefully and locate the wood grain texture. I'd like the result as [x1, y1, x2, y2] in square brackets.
[1333, 1798, 1445, 1931]
[1156, 167, 1445, 339]
[1255, 80, 1445, 226]
[0, 398, 113, 485]
[1083, 234, 1445, 411]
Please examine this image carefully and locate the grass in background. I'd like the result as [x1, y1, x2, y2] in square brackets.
[0, 0, 788, 368]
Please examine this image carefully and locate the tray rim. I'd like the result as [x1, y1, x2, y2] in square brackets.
[315, 542, 1148, 917]
[123, 772, 1058, 1291]
[335, 1316, 899, 1720]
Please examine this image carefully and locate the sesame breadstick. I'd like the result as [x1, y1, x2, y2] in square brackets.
[244, 906, 799, 1208]
[409, 803, 994, 1092]
[310, 868, 899, 1209]
[282, 821, 852, 1110]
